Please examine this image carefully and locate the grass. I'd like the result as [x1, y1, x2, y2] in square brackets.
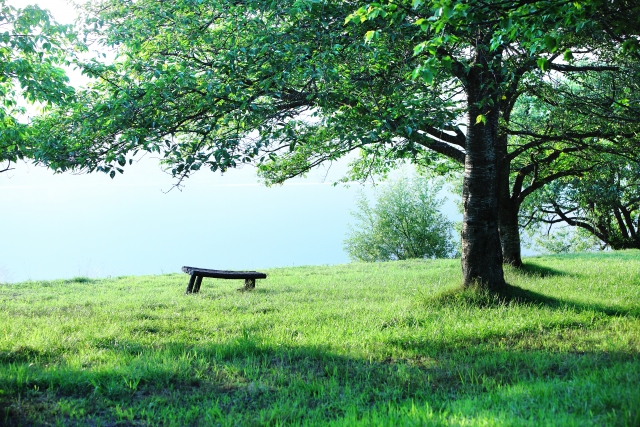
[0, 250, 639, 426]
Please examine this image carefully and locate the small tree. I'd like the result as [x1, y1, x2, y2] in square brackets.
[344, 175, 456, 262]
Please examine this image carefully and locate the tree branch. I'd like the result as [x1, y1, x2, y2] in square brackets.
[552, 201, 607, 242]
[421, 125, 466, 147]
[548, 64, 619, 72]
[412, 131, 465, 164]
[0, 160, 14, 174]
[620, 205, 638, 241]
[519, 167, 591, 203]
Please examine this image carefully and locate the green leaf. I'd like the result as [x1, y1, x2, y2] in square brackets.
[622, 38, 639, 53]
[475, 114, 486, 125]
[440, 56, 452, 70]
[501, 16, 512, 30]
[537, 58, 550, 72]
[544, 35, 557, 52]
[364, 30, 379, 43]
[563, 49, 574, 61]
[411, 64, 434, 84]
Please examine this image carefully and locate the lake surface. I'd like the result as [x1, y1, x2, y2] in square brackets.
[1, 158, 462, 283]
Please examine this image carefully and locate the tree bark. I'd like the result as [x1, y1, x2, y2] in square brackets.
[496, 128, 524, 267]
[499, 201, 523, 266]
[461, 50, 506, 290]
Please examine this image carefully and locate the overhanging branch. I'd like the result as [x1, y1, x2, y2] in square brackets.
[412, 132, 465, 164]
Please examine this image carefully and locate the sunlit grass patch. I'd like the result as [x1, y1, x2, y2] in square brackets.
[1, 251, 639, 425]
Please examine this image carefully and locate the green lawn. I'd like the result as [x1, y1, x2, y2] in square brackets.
[1, 251, 639, 426]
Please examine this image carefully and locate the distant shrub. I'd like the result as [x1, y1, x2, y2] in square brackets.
[344, 175, 457, 262]
[66, 276, 92, 284]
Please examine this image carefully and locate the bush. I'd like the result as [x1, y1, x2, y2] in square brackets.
[344, 175, 457, 261]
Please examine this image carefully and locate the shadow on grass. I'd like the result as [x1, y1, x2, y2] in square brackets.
[424, 282, 639, 318]
[512, 262, 568, 278]
[1, 336, 639, 426]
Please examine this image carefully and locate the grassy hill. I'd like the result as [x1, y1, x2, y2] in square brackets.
[1, 251, 639, 426]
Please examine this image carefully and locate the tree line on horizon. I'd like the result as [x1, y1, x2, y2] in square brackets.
[1, 0, 638, 291]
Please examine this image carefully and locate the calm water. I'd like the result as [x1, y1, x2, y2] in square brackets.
[1, 158, 357, 282]
[1, 158, 462, 283]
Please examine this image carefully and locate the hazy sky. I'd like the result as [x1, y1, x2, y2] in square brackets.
[15, 0, 77, 23]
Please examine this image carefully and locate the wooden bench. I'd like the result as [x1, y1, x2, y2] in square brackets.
[182, 266, 267, 294]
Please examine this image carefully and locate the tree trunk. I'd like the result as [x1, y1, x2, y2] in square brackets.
[499, 202, 523, 266]
[461, 51, 506, 290]
[496, 129, 524, 267]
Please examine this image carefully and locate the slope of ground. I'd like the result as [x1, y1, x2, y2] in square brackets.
[1, 251, 639, 426]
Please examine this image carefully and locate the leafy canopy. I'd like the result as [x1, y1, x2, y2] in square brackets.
[33, 0, 638, 184]
[28, 0, 640, 287]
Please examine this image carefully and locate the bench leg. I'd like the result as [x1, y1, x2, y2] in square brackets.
[186, 274, 197, 294]
[244, 278, 256, 290]
[193, 275, 203, 293]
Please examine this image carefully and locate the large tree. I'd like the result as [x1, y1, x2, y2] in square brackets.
[0, 0, 76, 173]
[33, 0, 637, 289]
[498, 65, 640, 264]
[329, 2, 640, 267]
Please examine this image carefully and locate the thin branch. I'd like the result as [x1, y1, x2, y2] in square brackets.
[421, 125, 466, 147]
[519, 167, 591, 202]
[548, 64, 619, 72]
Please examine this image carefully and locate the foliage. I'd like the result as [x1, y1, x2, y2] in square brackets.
[0, 0, 76, 173]
[0, 251, 639, 425]
[522, 157, 640, 250]
[492, 56, 640, 264]
[32, 0, 633, 182]
[344, 175, 456, 261]
[506, 56, 640, 190]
